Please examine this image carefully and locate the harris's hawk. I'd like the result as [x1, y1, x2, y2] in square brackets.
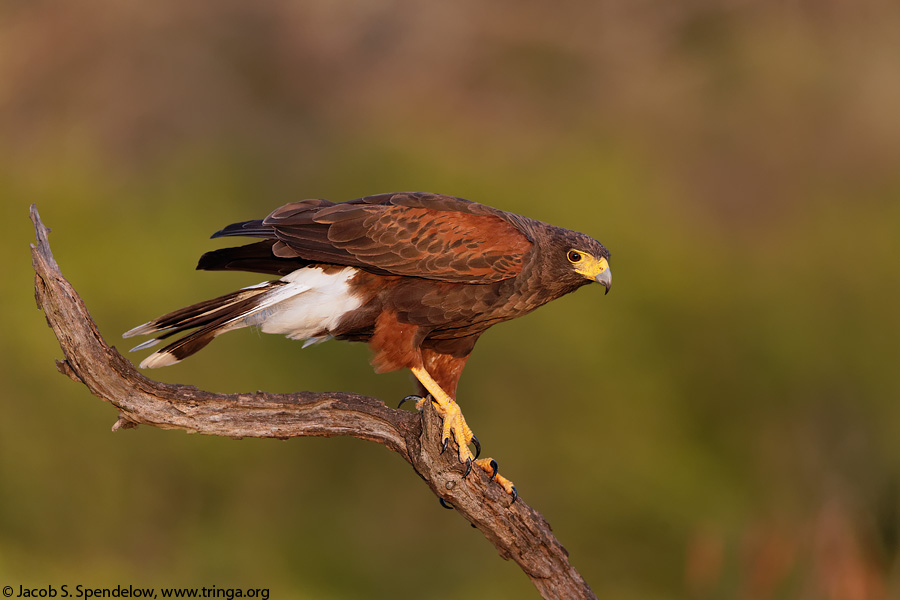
[124, 192, 612, 499]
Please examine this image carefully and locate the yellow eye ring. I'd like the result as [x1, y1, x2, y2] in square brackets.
[567, 250, 583, 263]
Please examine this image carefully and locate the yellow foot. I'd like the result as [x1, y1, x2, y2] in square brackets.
[401, 367, 518, 503]
[398, 391, 478, 471]
[474, 458, 518, 503]
[408, 367, 485, 472]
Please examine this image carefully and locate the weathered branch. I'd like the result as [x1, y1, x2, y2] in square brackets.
[30, 204, 596, 600]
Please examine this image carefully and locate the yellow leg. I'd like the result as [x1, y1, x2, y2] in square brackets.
[409, 367, 517, 502]
[410, 366, 476, 466]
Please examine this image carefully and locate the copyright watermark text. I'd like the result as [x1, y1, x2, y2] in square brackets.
[2, 585, 269, 600]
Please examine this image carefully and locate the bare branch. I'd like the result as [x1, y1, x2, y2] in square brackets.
[29, 204, 596, 600]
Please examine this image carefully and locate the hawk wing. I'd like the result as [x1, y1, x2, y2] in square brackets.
[210, 193, 534, 283]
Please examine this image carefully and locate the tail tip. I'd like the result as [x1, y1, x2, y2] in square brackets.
[123, 322, 155, 339]
[138, 352, 180, 369]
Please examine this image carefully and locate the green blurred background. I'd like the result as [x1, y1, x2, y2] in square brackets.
[2, 1, 899, 598]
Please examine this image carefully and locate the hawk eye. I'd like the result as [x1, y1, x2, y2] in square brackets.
[567, 250, 583, 263]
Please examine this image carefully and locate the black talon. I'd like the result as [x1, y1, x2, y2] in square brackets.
[471, 436, 481, 459]
[510, 486, 518, 505]
[463, 458, 473, 478]
[441, 437, 450, 454]
[398, 394, 422, 409]
[439, 498, 454, 510]
[488, 459, 499, 481]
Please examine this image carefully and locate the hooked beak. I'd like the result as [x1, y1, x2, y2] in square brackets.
[595, 267, 612, 294]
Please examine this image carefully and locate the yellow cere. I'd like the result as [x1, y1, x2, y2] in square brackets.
[569, 251, 610, 281]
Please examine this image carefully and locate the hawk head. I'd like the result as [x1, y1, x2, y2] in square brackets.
[542, 229, 612, 295]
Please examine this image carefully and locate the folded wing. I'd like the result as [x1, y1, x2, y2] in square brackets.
[208, 192, 533, 283]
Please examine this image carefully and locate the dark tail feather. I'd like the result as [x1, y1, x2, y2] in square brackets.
[140, 324, 221, 368]
[123, 283, 282, 368]
[123, 287, 271, 338]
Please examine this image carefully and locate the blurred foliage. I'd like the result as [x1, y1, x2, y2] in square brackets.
[2, 1, 900, 598]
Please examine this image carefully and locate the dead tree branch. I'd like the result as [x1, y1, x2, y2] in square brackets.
[29, 204, 596, 600]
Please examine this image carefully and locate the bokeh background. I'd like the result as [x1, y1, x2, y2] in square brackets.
[2, 1, 899, 598]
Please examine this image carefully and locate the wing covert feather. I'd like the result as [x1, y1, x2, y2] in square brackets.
[262, 193, 533, 283]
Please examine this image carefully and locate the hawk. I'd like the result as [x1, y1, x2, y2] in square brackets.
[124, 192, 612, 500]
